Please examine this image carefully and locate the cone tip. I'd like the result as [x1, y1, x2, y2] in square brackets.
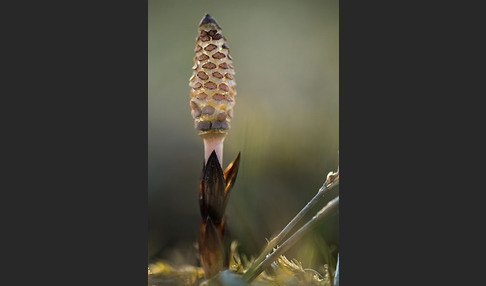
[200, 13, 216, 25]
[199, 13, 219, 27]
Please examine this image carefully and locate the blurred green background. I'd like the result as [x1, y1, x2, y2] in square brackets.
[149, 0, 339, 271]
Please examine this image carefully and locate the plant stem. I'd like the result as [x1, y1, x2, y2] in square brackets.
[244, 196, 340, 283]
[334, 254, 339, 286]
[201, 132, 226, 165]
[242, 170, 339, 281]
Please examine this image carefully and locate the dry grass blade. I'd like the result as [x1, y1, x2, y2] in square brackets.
[242, 168, 339, 281]
[244, 196, 340, 283]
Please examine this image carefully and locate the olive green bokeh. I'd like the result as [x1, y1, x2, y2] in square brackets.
[149, 0, 339, 268]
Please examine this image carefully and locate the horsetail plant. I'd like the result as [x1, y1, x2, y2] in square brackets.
[149, 13, 340, 285]
[190, 13, 241, 280]
[189, 13, 236, 165]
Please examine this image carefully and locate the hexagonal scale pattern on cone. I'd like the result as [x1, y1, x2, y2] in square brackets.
[189, 14, 236, 133]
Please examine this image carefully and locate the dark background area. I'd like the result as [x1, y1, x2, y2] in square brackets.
[148, 0, 339, 269]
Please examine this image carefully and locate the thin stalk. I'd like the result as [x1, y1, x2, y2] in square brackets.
[202, 132, 226, 165]
[244, 196, 340, 283]
[242, 170, 339, 281]
[334, 254, 339, 286]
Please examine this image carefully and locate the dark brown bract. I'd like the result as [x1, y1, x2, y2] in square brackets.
[198, 151, 240, 279]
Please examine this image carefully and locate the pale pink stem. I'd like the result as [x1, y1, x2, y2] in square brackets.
[201, 132, 226, 165]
